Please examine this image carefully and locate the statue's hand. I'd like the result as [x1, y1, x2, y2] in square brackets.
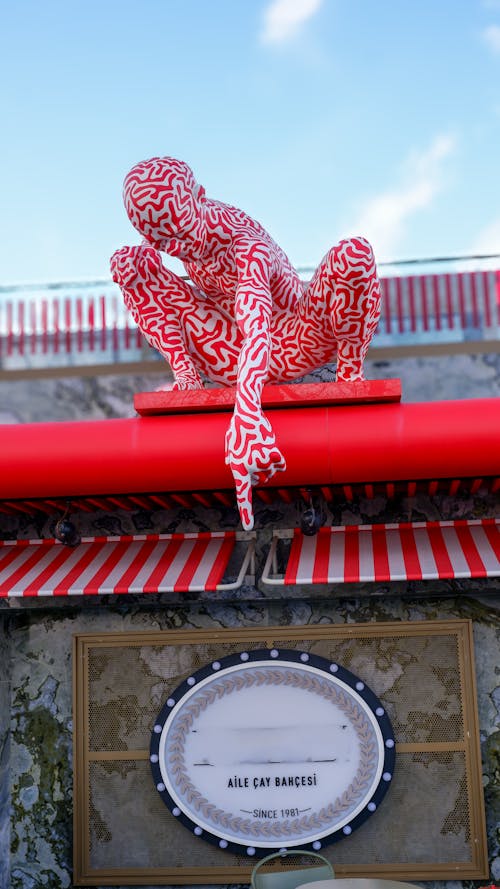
[225, 410, 286, 530]
[110, 244, 163, 289]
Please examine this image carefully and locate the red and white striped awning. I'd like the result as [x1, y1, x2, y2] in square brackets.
[0, 532, 254, 597]
[262, 520, 500, 585]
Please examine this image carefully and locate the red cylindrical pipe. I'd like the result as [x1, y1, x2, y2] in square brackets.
[1, 413, 231, 498]
[0, 398, 498, 499]
[276, 399, 499, 485]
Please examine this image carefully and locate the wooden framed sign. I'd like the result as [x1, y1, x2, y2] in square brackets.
[150, 648, 395, 856]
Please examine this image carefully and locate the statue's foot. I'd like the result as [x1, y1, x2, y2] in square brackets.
[335, 340, 367, 382]
[336, 367, 365, 383]
[155, 378, 204, 392]
[171, 375, 204, 391]
[225, 411, 286, 530]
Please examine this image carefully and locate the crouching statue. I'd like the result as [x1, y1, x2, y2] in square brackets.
[111, 156, 381, 530]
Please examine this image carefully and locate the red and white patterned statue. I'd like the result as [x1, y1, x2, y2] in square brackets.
[111, 157, 381, 530]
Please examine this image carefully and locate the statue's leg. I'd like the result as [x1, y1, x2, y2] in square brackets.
[306, 237, 381, 381]
[111, 245, 239, 389]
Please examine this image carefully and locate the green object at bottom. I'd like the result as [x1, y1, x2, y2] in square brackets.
[251, 850, 335, 889]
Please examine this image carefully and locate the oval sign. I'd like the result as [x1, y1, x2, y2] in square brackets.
[150, 648, 395, 856]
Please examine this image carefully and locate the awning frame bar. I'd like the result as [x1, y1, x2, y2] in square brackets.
[216, 533, 256, 590]
[261, 532, 291, 586]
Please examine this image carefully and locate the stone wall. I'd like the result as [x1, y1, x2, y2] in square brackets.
[0, 350, 499, 424]
[0, 352, 499, 888]
[1, 588, 499, 888]
[0, 621, 10, 889]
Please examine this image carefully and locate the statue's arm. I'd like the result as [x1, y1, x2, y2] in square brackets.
[225, 239, 285, 529]
[233, 239, 274, 398]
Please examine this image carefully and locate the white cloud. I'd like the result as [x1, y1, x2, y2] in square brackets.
[482, 24, 500, 52]
[463, 217, 500, 269]
[260, 0, 324, 45]
[444, 218, 500, 273]
[470, 217, 500, 252]
[347, 135, 457, 261]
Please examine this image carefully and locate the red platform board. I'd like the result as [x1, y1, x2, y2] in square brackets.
[134, 379, 401, 416]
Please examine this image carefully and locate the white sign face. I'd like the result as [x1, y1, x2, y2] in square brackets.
[150, 649, 395, 857]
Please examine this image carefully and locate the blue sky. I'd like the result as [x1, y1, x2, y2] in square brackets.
[1, 0, 500, 283]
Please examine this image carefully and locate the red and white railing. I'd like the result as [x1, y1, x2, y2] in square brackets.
[0, 290, 143, 360]
[378, 269, 500, 336]
[1, 269, 499, 367]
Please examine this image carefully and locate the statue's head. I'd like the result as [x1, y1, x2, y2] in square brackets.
[123, 157, 206, 260]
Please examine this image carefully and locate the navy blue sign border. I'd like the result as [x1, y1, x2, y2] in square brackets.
[150, 647, 396, 858]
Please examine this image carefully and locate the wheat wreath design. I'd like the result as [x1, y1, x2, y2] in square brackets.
[166, 667, 379, 838]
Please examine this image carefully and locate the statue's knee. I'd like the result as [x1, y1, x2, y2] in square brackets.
[335, 237, 375, 269]
[317, 238, 377, 286]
